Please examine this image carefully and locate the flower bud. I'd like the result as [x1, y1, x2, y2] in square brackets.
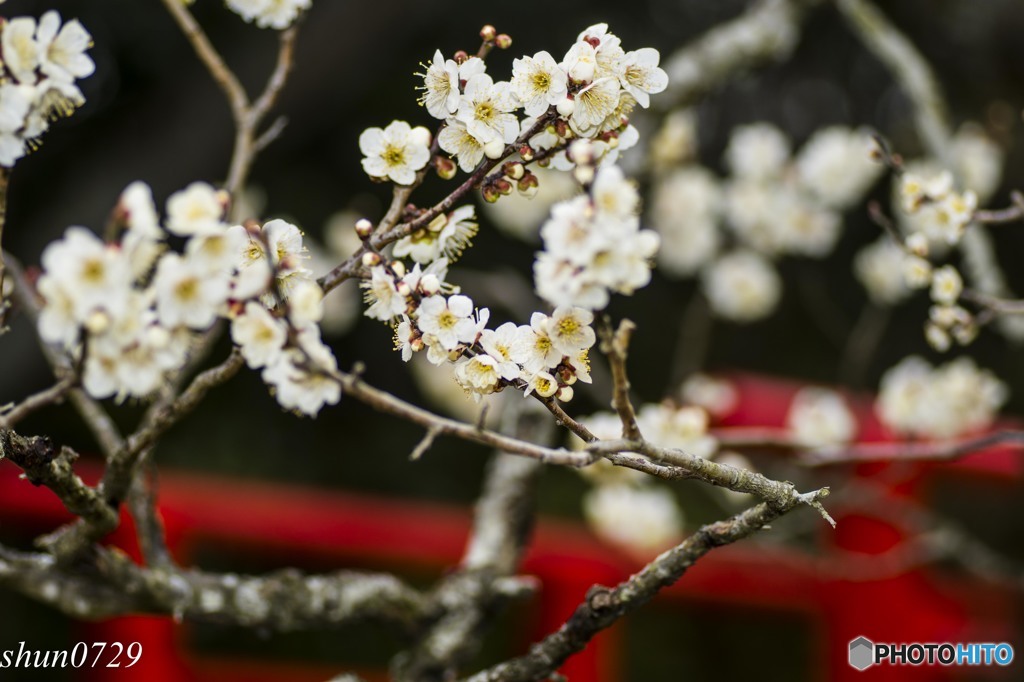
[504, 162, 525, 180]
[480, 25, 497, 42]
[395, 280, 412, 298]
[84, 310, 110, 335]
[518, 145, 535, 162]
[574, 165, 595, 186]
[495, 178, 513, 195]
[420, 273, 441, 295]
[434, 155, 457, 180]
[361, 251, 381, 267]
[495, 34, 512, 49]
[556, 97, 575, 118]
[517, 173, 539, 196]
[410, 337, 425, 352]
[390, 260, 407, 278]
[355, 218, 374, 239]
[483, 138, 505, 160]
[482, 184, 501, 203]
[569, 139, 595, 166]
[453, 50, 469, 63]
[215, 189, 231, 218]
[905, 232, 929, 257]
[556, 385, 574, 402]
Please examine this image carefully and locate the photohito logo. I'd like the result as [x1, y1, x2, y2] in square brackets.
[849, 637, 874, 670]
[848, 636, 1014, 670]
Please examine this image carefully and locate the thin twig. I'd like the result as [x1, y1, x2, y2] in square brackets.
[0, 377, 74, 429]
[599, 317, 642, 441]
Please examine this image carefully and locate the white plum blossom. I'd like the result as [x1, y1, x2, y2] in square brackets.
[2, 17, 41, 84]
[360, 120, 431, 185]
[262, 341, 341, 417]
[952, 124, 1003, 203]
[901, 254, 933, 289]
[795, 127, 882, 210]
[166, 182, 226, 236]
[511, 51, 568, 117]
[362, 266, 408, 321]
[0, 12, 93, 166]
[583, 484, 683, 557]
[231, 302, 288, 369]
[226, 0, 310, 29]
[725, 123, 790, 181]
[681, 374, 738, 419]
[393, 206, 478, 264]
[701, 250, 781, 322]
[418, 50, 460, 119]
[546, 306, 595, 356]
[638, 403, 718, 459]
[453, 354, 502, 398]
[535, 164, 659, 310]
[479, 322, 523, 381]
[568, 76, 620, 133]
[877, 356, 1008, 440]
[651, 168, 722, 276]
[40, 226, 131, 321]
[456, 73, 520, 147]
[36, 11, 95, 83]
[930, 265, 963, 305]
[438, 118, 486, 173]
[617, 48, 668, 108]
[786, 387, 857, 447]
[416, 294, 477, 350]
[153, 254, 229, 330]
[512, 313, 563, 374]
[855, 236, 911, 305]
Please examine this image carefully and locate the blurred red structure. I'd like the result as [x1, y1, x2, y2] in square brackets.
[0, 375, 1020, 680]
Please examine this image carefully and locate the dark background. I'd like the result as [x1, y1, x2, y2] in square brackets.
[3, 0, 1024, 679]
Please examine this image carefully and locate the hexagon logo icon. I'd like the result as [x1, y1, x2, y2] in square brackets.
[849, 636, 874, 671]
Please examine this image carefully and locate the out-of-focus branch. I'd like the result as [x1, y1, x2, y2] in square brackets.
[0, 543, 430, 632]
[394, 399, 549, 681]
[662, 0, 824, 107]
[599, 318, 642, 441]
[160, 0, 299, 204]
[0, 377, 74, 429]
[39, 351, 244, 561]
[804, 430, 1024, 466]
[462, 489, 830, 682]
[0, 167, 11, 331]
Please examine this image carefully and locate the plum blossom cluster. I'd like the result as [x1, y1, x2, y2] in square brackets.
[0, 10, 94, 166]
[363, 240, 596, 401]
[876, 356, 1007, 440]
[351, 27, 669, 403]
[785, 387, 857, 448]
[224, 0, 311, 30]
[534, 152, 659, 310]
[649, 119, 883, 322]
[36, 181, 339, 415]
[413, 23, 666, 177]
[856, 125, 1003, 351]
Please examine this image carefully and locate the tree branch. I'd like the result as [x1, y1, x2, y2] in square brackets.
[462, 488, 830, 682]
